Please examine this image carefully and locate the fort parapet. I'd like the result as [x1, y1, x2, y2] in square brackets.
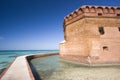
[60, 5, 120, 64]
[64, 5, 120, 26]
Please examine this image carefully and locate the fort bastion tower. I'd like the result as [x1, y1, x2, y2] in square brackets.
[60, 5, 120, 64]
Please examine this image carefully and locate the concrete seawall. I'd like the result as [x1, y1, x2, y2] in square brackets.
[0, 53, 59, 80]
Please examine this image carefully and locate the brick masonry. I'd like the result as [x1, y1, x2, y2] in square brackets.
[60, 5, 120, 64]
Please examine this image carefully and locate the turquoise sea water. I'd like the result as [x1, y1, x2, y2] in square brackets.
[31, 55, 120, 80]
[0, 50, 58, 74]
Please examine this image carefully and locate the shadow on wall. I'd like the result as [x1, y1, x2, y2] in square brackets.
[28, 61, 42, 80]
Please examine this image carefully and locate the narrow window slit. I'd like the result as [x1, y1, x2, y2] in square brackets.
[117, 7, 120, 10]
[103, 46, 108, 51]
[118, 27, 120, 31]
[117, 14, 120, 16]
[99, 27, 105, 35]
[98, 13, 102, 16]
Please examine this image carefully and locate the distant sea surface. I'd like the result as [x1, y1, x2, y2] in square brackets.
[0, 50, 58, 74]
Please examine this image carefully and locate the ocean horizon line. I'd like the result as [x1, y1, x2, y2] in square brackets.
[0, 49, 59, 51]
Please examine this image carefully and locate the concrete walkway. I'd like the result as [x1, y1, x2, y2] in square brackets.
[0, 55, 32, 80]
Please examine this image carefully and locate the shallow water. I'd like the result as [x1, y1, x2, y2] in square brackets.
[0, 50, 58, 74]
[31, 55, 120, 80]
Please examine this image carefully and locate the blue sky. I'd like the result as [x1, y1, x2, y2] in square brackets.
[0, 0, 120, 50]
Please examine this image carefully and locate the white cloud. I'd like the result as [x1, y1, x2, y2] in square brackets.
[0, 37, 4, 40]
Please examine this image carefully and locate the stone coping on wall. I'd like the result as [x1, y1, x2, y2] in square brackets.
[0, 53, 59, 80]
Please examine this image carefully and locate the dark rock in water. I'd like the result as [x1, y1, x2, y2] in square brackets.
[0, 53, 14, 55]
[0, 61, 8, 64]
[8, 55, 17, 58]
[0, 68, 6, 74]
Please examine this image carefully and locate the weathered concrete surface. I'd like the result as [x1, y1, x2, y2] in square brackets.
[0, 53, 59, 80]
[60, 5, 120, 64]
[0, 55, 32, 80]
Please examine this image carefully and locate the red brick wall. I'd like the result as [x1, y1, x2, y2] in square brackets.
[60, 5, 120, 64]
